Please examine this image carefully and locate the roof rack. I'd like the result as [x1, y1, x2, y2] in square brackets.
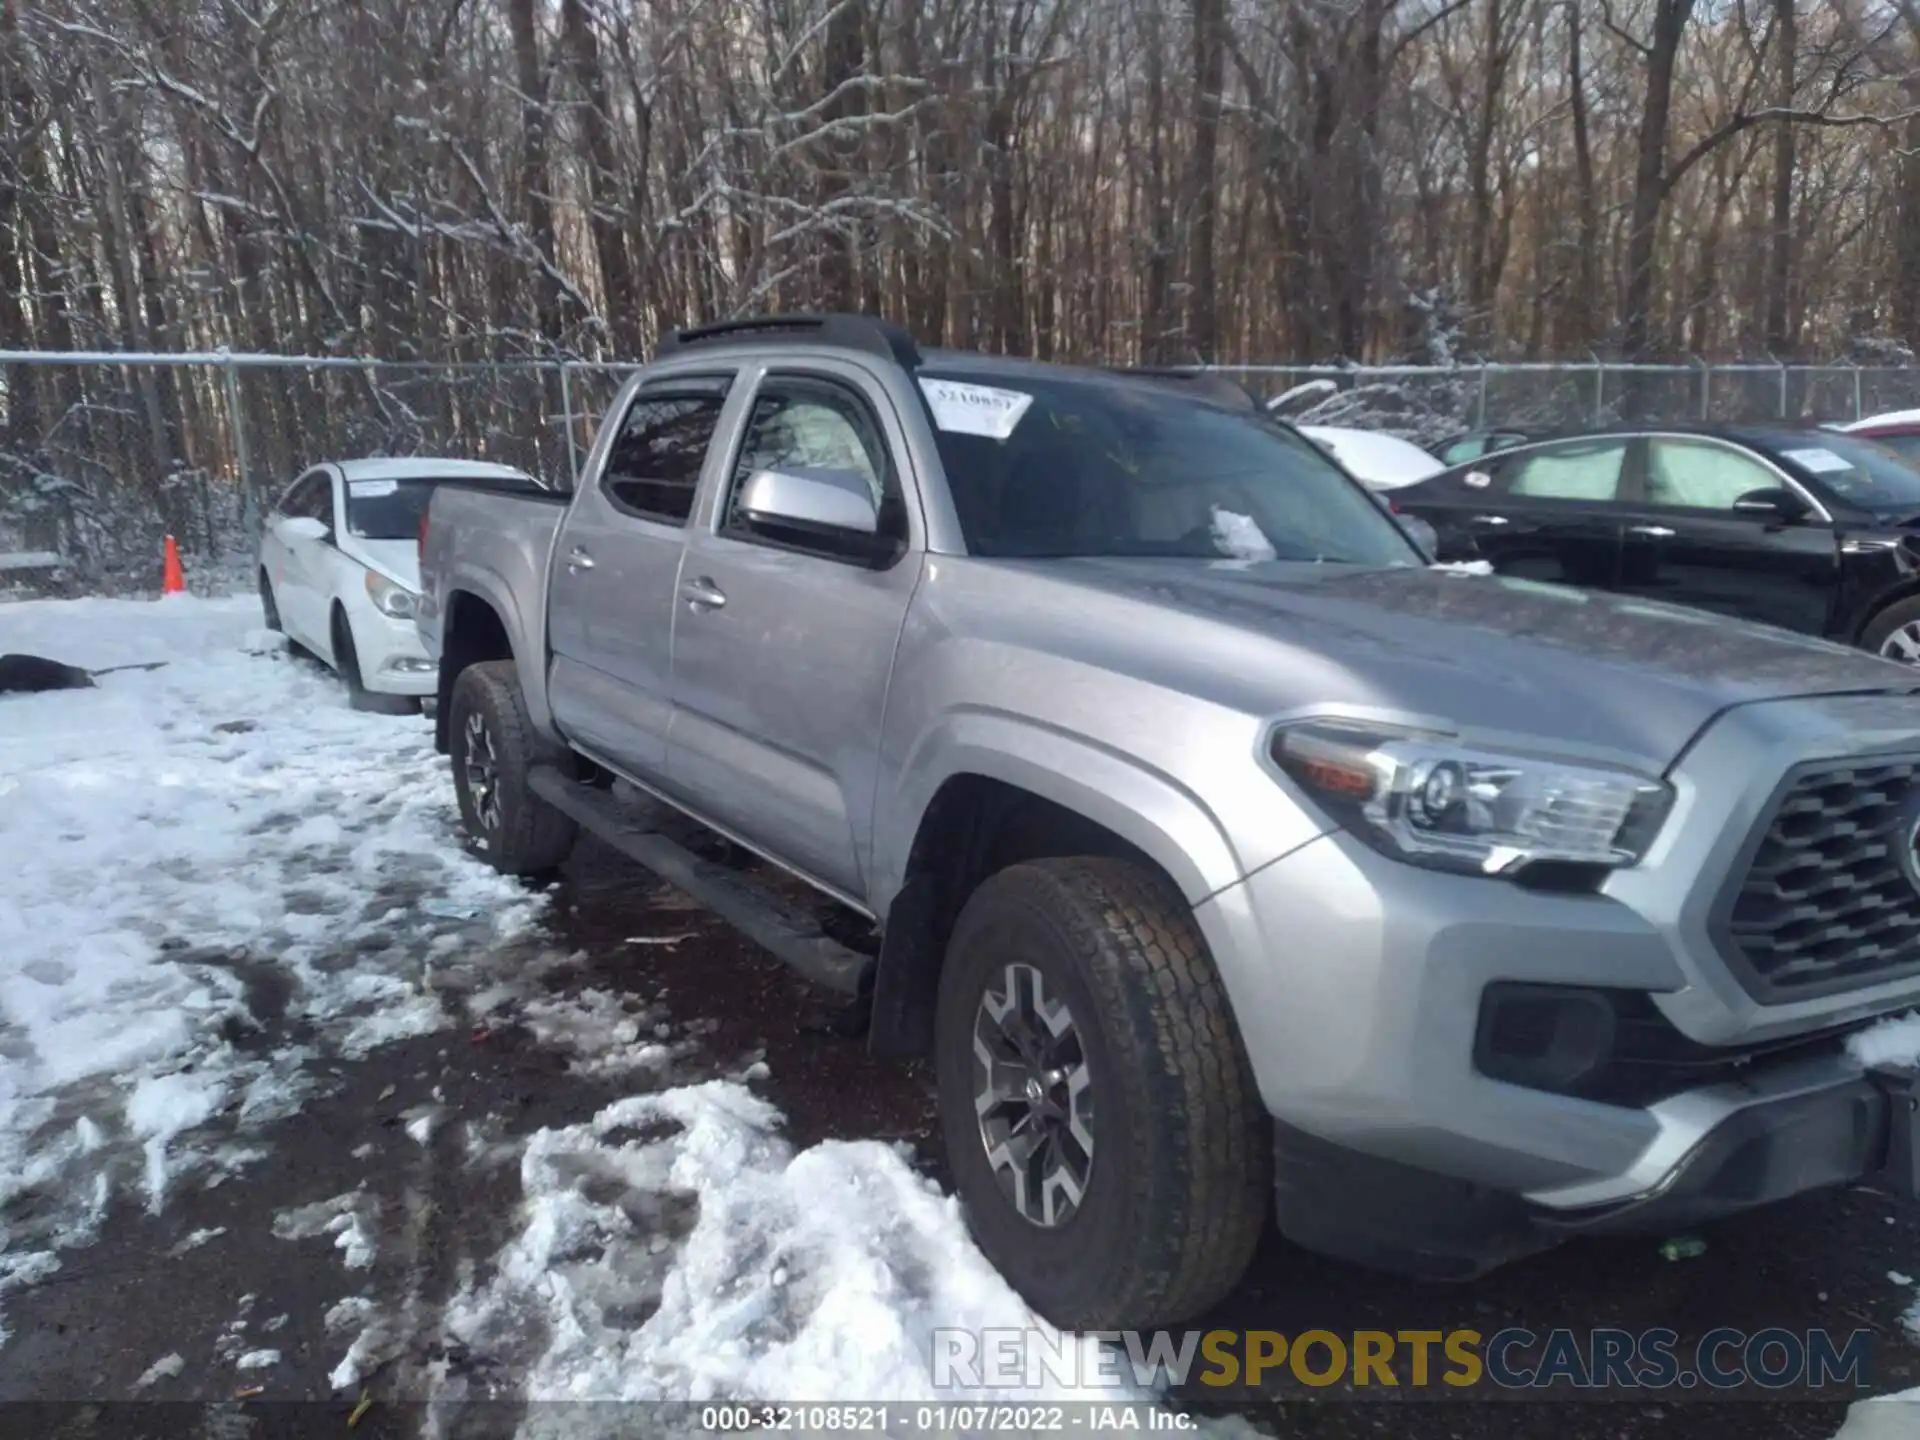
[657, 313, 921, 369]
[1110, 366, 1256, 410]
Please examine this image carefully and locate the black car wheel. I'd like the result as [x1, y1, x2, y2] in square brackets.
[934, 856, 1269, 1331]
[446, 660, 577, 875]
[259, 570, 282, 632]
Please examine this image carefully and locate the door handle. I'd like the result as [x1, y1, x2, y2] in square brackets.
[1469, 514, 1510, 526]
[1629, 525, 1676, 539]
[681, 576, 727, 611]
[566, 546, 595, 573]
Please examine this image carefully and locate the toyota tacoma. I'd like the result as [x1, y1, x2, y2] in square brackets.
[418, 314, 1920, 1330]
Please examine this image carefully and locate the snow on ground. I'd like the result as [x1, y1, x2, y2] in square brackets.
[440, 1081, 1146, 1412]
[1, 593, 1163, 1414]
[0, 595, 539, 1310]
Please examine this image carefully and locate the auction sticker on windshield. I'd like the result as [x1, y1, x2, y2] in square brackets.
[348, 479, 400, 497]
[919, 379, 1034, 440]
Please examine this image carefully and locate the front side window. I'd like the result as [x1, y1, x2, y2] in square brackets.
[1644, 441, 1781, 511]
[919, 368, 1418, 566]
[601, 378, 732, 524]
[1505, 441, 1628, 502]
[724, 381, 890, 533]
[279, 472, 331, 523]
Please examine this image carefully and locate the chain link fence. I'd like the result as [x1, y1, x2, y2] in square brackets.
[5, 352, 1920, 591]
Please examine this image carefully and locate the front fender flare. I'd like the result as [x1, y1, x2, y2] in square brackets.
[880, 708, 1249, 908]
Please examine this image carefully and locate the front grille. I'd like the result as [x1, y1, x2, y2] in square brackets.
[1719, 758, 1920, 999]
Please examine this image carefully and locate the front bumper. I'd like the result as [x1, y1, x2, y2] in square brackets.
[354, 612, 437, 696]
[1267, 1060, 1906, 1279]
[1194, 691, 1920, 1212]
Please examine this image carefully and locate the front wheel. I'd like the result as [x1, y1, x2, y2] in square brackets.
[259, 570, 282, 632]
[332, 608, 415, 715]
[934, 856, 1270, 1331]
[447, 660, 577, 876]
[1863, 596, 1920, 666]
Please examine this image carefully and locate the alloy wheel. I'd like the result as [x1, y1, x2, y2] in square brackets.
[971, 961, 1095, 1228]
[462, 710, 502, 833]
[1881, 622, 1920, 665]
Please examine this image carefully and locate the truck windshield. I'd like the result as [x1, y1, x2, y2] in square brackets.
[345, 478, 446, 541]
[918, 368, 1420, 566]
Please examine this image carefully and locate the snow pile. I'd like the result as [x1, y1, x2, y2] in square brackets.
[1832, 1390, 1920, 1439]
[1848, 1013, 1920, 1070]
[1209, 508, 1277, 563]
[0, 595, 543, 1300]
[442, 1081, 1149, 1409]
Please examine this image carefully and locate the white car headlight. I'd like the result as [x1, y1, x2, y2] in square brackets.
[1271, 718, 1672, 881]
[364, 570, 418, 620]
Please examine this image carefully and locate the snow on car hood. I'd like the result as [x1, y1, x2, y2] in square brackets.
[1008, 559, 1920, 768]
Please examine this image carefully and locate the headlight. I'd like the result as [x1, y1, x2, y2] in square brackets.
[1270, 718, 1672, 879]
[364, 570, 418, 619]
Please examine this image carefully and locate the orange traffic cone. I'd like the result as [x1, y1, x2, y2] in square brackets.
[162, 535, 186, 595]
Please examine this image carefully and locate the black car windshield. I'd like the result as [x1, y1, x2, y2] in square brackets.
[1758, 432, 1920, 510]
[918, 369, 1421, 566]
[344, 477, 445, 540]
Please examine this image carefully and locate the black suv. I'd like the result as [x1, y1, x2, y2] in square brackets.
[1394, 424, 1920, 661]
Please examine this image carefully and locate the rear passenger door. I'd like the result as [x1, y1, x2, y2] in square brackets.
[547, 372, 736, 782]
[1449, 437, 1634, 588]
[666, 364, 921, 901]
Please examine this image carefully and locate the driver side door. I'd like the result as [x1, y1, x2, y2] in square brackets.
[1613, 437, 1840, 637]
[666, 365, 921, 900]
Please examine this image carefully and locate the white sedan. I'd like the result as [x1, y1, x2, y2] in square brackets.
[1295, 425, 1447, 490]
[258, 458, 538, 712]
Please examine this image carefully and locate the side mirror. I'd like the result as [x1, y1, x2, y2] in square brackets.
[737, 466, 880, 538]
[280, 515, 330, 542]
[1732, 487, 1808, 522]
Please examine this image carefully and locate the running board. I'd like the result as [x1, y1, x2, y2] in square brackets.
[527, 765, 873, 997]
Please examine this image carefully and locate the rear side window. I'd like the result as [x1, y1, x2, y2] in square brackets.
[1506, 441, 1627, 501]
[601, 376, 732, 524]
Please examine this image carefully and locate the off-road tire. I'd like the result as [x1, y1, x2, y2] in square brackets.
[259, 570, 282, 632]
[332, 607, 416, 715]
[934, 856, 1270, 1330]
[1861, 595, 1920, 666]
[447, 660, 577, 875]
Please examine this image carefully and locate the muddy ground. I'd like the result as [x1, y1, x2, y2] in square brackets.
[2, 838, 1916, 1440]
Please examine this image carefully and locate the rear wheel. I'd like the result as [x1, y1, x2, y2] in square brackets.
[933, 856, 1270, 1330]
[447, 660, 577, 875]
[1863, 596, 1920, 666]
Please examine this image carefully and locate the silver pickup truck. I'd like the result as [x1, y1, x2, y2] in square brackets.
[419, 314, 1920, 1331]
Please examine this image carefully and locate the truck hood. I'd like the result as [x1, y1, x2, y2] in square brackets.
[1028, 559, 1920, 766]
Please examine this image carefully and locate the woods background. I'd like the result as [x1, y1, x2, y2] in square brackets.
[9, 0, 1920, 580]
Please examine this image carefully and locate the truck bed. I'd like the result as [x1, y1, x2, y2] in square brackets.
[417, 481, 566, 732]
